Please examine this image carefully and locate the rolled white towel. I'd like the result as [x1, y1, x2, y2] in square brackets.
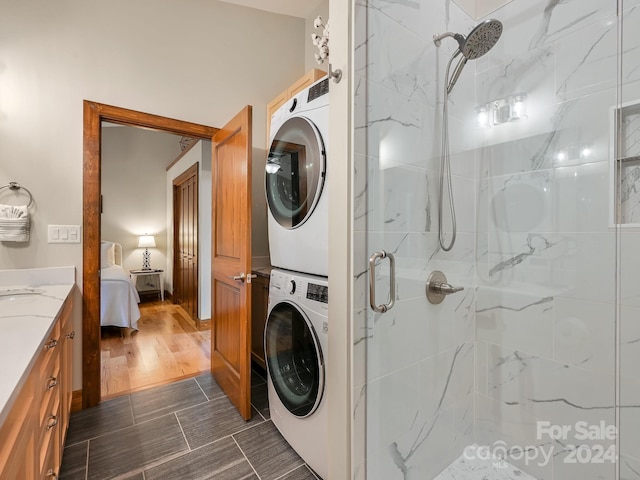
[0, 204, 27, 219]
[0, 204, 30, 242]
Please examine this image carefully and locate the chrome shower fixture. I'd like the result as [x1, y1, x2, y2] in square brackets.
[433, 19, 503, 252]
[433, 19, 503, 94]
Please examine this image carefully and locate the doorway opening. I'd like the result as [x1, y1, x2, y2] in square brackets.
[82, 101, 218, 408]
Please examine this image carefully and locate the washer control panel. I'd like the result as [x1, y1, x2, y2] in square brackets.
[270, 270, 329, 305]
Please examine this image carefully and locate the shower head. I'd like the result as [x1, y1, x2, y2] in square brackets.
[433, 19, 503, 59]
[459, 19, 503, 59]
[433, 19, 503, 93]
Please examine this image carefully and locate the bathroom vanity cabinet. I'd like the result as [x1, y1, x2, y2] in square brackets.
[0, 292, 74, 479]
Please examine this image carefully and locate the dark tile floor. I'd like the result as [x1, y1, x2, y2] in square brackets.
[60, 368, 320, 480]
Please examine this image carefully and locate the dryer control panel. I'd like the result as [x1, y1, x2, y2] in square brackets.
[307, 283, 328, 304]
[308, 78, 329, 103]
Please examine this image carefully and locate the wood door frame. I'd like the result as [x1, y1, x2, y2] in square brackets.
[172, 163, 199, 322]
[82, 100, 218, 408]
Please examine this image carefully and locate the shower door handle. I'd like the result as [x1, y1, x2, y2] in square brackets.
[369, 251, 396, 313]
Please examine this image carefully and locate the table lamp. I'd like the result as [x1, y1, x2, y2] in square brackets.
[138, 234, 156, 270]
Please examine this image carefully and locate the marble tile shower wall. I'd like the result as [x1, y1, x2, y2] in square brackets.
[618, 3, 640, 479]
[475, 1, 640, 479]
[353, 0, 478, 478]
[353, 0, 640, 479]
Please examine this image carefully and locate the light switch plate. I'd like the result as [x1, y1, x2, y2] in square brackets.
[48, 225, 81, 243]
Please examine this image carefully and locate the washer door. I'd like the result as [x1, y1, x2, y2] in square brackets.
[265, 301, 324, 418]
[266, 116, 326, 229]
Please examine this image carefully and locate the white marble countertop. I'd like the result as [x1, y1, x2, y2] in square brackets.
[0, 267, 75, 427]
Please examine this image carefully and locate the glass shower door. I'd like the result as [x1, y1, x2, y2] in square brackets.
[617, 1, 640, 478]
[356, 0, 623, 479]
[355, 0, 477, 477]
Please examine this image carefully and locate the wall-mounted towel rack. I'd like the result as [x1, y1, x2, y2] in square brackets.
[0, 182, 33, 207]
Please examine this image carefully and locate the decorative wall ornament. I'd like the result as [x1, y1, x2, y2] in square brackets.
[311, 16, 330, 64]
[179, 136, 197, 151]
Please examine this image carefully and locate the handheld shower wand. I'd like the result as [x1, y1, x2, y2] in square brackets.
[433, 19, 503, 251]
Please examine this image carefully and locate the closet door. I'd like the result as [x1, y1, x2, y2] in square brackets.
[173, 164, 198, 320]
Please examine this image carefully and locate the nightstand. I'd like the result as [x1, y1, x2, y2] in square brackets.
[129, 269, 164, 301]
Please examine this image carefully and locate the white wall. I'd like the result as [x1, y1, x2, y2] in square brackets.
[166, 141, 212, 320]
[305, 0, 330, 73]
[0, 0, 306, 389]
[102, 125, 183, 273]
[453, 0, 515, 19]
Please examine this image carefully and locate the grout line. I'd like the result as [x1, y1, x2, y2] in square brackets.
[193, 375, 210, 400]
[232, 435, 262, 480]
[181, 435, 234, 454]
[273, 464, 308, 479]
[174, 412, 192, 451]
[68, 405, 208, 447]
[125, 449, 190, 479]
[128, 393, 136, 425]
[230, 416, 270, 438]
[85, 440, 90, 480]
[170, 415, 271, 455]
[251, 401, 268, 422]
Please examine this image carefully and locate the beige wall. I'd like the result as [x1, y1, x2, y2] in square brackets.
[102, 125, 183, 274]
[305, 0, 330, 73]
[0, 0, 306, 389]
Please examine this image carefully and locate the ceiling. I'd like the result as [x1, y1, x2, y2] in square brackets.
[218, 0, 325, 19]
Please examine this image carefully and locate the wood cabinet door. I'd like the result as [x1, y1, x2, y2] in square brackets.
[211, 106, 253, 420]
[173, 164, 198, 320]
[250, 275, 269, 369]
[265, 69, 326, 147]
[287, 68, 326, 97]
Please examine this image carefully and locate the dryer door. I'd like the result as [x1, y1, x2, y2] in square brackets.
[265, 116, 326, 229]
[265, 301, 324, 418]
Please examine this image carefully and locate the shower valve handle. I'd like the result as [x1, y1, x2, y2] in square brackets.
[426, 270, 464, 305]
[434, 283, 464, 295]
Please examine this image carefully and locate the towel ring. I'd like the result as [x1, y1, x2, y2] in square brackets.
[0, 182, 34, 207]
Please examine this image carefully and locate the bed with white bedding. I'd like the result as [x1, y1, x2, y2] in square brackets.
[101, 241, 141, 330]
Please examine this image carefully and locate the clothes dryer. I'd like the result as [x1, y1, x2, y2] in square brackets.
[266, 77, 329, 277]
[264, 269, 328, 479]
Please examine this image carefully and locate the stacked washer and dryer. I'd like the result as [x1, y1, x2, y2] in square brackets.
[263, 76, 330, 480]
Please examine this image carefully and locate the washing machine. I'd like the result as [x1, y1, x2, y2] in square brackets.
[266, 76, 329, 277]
[264, 268, 328, 479]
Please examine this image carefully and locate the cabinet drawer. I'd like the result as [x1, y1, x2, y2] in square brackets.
[37, 397, 60, 479]
[0, 379, 35, 479]
[38, 354, 61, 431]
[38, 323, 61, 380]
[39, 431, 60, 480]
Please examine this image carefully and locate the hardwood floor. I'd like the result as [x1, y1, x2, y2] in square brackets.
[101, 299, 211, 400]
